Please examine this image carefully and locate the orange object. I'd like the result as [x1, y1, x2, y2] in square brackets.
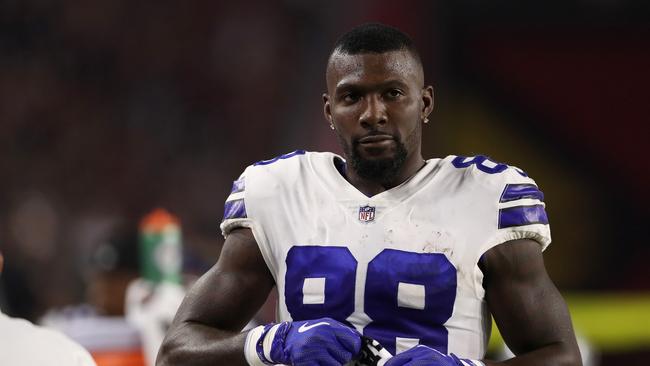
[92, 349, 146, 366]
[139, 208, 179, 233]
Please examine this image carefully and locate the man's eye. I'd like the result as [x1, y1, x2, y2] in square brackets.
[386, 89, 403, 98]
[343, 94, 359, 103]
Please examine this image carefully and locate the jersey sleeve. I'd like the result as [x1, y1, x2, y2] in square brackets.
[219, 167, 254, 237]
[218, 151, 309, 280]
[482, 164, 551, 255]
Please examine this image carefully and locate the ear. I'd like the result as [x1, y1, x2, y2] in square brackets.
[322, 92, 333, 125]
[421, 85, 434, 120]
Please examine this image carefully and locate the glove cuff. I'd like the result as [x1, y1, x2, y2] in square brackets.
[245, 323, 290, 365]
[260, 323, 285, 363]
[244, 325, 267, 366]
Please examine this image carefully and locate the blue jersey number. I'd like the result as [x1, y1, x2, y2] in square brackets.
[451, 155, 508, 174]
[452, 155, 528, 177]
[284, 246, 457, 355]
[285, 246, 357, 322]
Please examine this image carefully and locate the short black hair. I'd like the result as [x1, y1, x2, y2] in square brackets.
[330, 23, 421, 62]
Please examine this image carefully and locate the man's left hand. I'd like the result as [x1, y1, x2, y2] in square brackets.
[384, 345, 482, 366]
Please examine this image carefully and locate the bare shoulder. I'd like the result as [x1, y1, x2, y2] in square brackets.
[481, 238, 545, 280]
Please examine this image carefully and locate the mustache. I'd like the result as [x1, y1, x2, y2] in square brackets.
[353, 130, 398, 144]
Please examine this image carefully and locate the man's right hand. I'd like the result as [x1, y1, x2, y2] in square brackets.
[245, 317, 362, 366]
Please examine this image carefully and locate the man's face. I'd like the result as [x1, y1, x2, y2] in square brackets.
[323, 50, 433, 182]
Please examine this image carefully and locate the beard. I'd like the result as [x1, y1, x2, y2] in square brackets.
[337, 131, 409, 184]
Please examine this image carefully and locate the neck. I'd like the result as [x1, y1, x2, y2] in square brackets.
[345, 152, 426, 197]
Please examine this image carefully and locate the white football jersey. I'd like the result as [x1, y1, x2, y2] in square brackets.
[0, 310, 97, 366]
[220, 151, 550, 359]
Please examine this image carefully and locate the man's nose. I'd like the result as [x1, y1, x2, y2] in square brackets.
[359, 95, 387, 128]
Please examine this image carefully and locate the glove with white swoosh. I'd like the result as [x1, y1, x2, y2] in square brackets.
[244, 317, 362, 366]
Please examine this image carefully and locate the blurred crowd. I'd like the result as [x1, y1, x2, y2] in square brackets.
[0, 0, 298, 318]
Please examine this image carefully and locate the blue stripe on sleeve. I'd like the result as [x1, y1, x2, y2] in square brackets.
[500, 183, 544, 203]
[231, 179, 245, 194]
[498, 205, 548, 229]
[224, 199, 247, 220]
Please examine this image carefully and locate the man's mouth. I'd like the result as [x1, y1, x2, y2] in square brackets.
[357, 134, 395, 144]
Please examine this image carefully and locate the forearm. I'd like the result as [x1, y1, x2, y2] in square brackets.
[483, 341, 582, 366]
[156, 321, 249, 366]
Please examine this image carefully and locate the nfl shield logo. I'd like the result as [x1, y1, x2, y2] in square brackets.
[358, 205, 376, 222]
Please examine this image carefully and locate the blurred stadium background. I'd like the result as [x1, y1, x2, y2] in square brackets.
[0, 1, 648, 365]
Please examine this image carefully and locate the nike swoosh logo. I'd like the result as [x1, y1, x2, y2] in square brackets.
[298, 321, 330, 333]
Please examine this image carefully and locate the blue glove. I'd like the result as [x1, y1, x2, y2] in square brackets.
[254, 317, 362, 366]
[384, 345, 482, 366]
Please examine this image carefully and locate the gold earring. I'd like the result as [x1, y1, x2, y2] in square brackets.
[424, 117, 429, 124]
[329, 123, 335, 130]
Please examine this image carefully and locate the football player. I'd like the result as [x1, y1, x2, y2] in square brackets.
[0, 252, 97, 366]
[157, 23, 582, 366]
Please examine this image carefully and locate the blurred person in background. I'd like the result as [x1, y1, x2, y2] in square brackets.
[125, 208, 188, 366]
[40, 221, 145, 366]
[0, 251, 97, 366]
[124, 208, 275, 365]
[157, 23, 581, 366]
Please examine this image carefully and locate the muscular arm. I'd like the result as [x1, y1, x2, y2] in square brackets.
[156, 228, 274, 366]
[481, 239, 582, 366]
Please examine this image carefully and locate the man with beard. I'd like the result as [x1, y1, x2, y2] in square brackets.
[157, 24, 582, 366]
